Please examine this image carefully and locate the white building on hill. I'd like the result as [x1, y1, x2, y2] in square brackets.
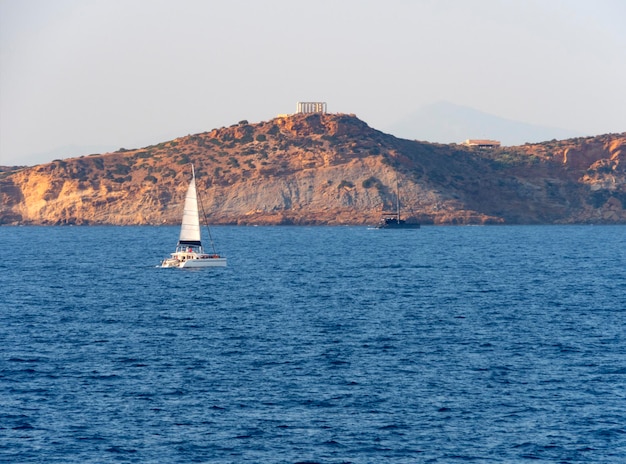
[296, 102, 327, 114]
[462, 139, 501, 148]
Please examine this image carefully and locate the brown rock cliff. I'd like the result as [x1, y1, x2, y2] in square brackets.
[1, 113, 625, 225]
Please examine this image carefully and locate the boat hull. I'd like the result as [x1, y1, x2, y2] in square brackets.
[161, 254, 227, 268]
[375, 217, 420, 229]
[179, 257, 227, 268]
[376, 223, 420, 229]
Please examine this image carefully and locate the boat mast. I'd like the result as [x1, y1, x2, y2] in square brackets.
[396, 177, 401, 222]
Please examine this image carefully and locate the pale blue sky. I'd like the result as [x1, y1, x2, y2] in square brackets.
[1, 0, 625, 165]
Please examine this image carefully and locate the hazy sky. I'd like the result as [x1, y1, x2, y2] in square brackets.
[1, 0, 625, 166]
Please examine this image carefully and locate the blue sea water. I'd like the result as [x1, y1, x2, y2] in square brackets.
[1, 225, 625, 463]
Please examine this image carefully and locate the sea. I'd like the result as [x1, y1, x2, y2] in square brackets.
[1, 225, 625, 463]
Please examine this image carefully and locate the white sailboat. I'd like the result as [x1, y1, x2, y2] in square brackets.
[161, 166, 227, 268]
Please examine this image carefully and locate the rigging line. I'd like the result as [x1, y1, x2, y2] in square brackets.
[196, 172, 218, 255]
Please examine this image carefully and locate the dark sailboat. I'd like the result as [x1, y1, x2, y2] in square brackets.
[376, 179, 420, 229]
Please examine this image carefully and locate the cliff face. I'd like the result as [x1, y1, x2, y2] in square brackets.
[1, 113, 625, 225]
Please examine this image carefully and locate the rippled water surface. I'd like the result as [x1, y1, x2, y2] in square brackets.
[1, 225, 625, 463]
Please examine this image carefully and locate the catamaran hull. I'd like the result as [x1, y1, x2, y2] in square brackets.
[162, 257, 227, 268]
[180, 258, 227, 268]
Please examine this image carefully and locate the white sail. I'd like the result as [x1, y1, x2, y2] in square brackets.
[178, 170, 202, 245]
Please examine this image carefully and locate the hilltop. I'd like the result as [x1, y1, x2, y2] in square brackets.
[1, 113, 625, 225]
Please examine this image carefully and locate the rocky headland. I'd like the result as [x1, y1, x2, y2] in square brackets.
[1, 113, 625, 225]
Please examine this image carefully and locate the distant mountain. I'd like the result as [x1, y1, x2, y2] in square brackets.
[1, 113, 624, 226]
[1, 144, 119, 168]
[384, 101, 583, 146]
